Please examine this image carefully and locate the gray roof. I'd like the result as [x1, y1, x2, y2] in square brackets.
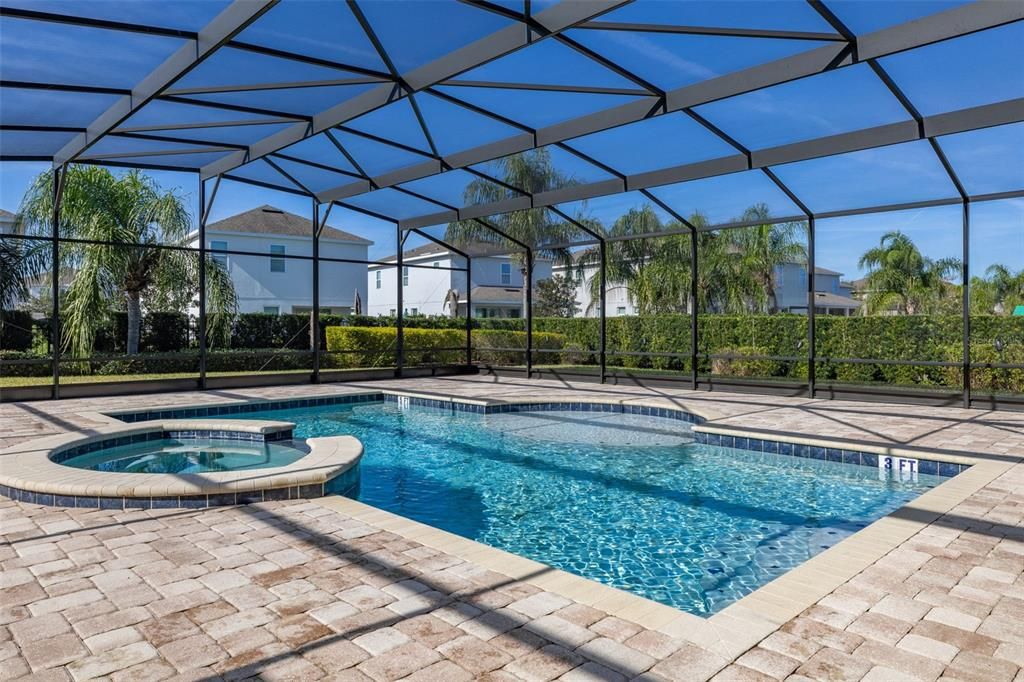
[377, 239, 516, 264]
[461, 286, 523, 305]
[813, 266, 842, 276]
[206, 205, 372, 245]
[812, 292, 862, 308]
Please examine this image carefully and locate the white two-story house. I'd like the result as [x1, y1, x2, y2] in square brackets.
[558, 259, 861, 317]
[367, 243, 552, 318]
[190, 205, 371, 315]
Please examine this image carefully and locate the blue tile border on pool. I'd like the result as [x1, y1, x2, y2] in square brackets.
[112, 392, 381, 423]
[692, 431, 967, 478]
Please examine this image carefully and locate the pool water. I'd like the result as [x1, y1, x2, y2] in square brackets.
[60, 439, 307, 474]
[205, 401, 943, 614]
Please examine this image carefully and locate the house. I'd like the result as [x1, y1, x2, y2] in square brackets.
[775, 264, 861, 316]
[366, 243, 552, 318]
[0, 208, 17, 234]
[189, 205, 371, 315]
[560, 259, 861, 317]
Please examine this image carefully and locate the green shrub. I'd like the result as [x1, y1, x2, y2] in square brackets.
[324, 326, 567, 368]
[1, 310, 36, 351]
[0, 350, 51, 377]
[711, 346, 782, 378]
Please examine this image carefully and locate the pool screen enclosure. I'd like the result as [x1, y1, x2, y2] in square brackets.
[1, 0, 1022, 407]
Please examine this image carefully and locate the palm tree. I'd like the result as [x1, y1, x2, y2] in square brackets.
[18, 166, 236, 358]
[0, 234, 51, 310]
[444, 149, 581, 315]
[729, 204, 807, 313]
[984, 264, 1024, 314]
[576, 205, 667, 315]
[858, 231, 961, 315]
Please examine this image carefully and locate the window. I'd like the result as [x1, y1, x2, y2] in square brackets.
[500, 262, 511, 285]
[411, 308, 418, 315]
[403, 266, 409, 286]
[831, 278, 839, 293]
[508, 308, 520, 318]
[270, 244, 285, 272]
[433, 261, 440, 268]
[389, 309, 396, 315]
[616, 306, 627, 316]
[263, 306, 279, 315]
[799, 267, 808, 288]
[210, 240, 227, 268]
[375, 270, 381, 289]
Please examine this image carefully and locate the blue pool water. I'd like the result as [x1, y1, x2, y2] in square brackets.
[61, 439, 307, 474]
[206, 401, 942, 614]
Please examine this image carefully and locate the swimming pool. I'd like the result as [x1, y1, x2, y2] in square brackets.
[203, 399, 945, 615]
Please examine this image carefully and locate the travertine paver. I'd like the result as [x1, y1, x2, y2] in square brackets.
[1, 375, 1022, 680]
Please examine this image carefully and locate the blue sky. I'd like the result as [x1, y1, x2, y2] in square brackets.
[1, 0, 1020, 273]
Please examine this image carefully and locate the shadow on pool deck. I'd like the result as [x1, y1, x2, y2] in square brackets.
[190, 501, 657, 681]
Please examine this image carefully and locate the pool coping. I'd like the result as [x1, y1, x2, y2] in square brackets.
[0, 418, 363, 508]
[4, 387, 1013, 660]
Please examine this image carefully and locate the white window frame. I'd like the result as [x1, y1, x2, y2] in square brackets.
[375, 270, 381, 289]
[210, 240, 228, 268]
[270, 244, 285, 272]
[500, 262, 511, 285]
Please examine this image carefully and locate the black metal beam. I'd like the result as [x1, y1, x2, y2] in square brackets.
[164, 77, 386, 96]
[388, 97, 1024, 228]
[575, 21, 846, 42]
[311, 3, 1022, 204]
[53, 0, 280, 166]
[439, 79, 651, 97]
[200, 1, 628, 178]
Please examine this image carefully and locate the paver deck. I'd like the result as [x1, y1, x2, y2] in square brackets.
[1, 375, 1022, 681]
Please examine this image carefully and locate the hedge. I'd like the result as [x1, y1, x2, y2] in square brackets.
[0, 349, 314, 377]
[324, 326, 566, 368]
[3, 312, 1022, 394]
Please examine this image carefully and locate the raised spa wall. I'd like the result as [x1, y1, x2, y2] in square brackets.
[0, 419, 362, 510]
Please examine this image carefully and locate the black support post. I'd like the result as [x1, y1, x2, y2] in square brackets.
[50, 166, 64, 399]
[807, 216, 817, 399]
[197, 179, 207, 389]
[396, 225, 404, 376]
[312, 200, 320, 384]
[465, 256, 473, 367]
[690, 227, 698, 390]
[525, 249, 533, 378]
[962, 200, 971, 408]
[599, 240, 607, 383]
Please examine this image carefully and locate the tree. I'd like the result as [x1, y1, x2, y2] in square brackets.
[984, 264, 1024, 314]
[534, 275, 580, 317]
[18, 166, 237, 357]
[857, 231, 962, 315]
[729, 205, 807, 313]
[444, 149, 581, 315]
[576, 206, 669, 315]
[0, 235, 50, 310]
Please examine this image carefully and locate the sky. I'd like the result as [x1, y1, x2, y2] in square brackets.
[1, 0, 1020, 274]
